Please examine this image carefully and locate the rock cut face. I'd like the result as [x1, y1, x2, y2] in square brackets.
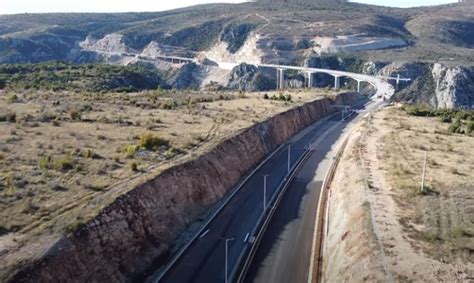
[313, 34, 407, 54]
[80, 33, 130, 54]
[432, 63, 474, 109]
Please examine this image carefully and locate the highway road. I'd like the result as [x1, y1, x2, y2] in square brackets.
[244, 100, 383, 283]
[153, 100, 375, 283]
[82, 45, 395, 283]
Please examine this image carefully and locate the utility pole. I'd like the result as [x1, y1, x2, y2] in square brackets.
[287, 144, 291, 172]
[263, 174, 270, 211]
[420, 151, 427, 194]
[223, 237, 234, 283]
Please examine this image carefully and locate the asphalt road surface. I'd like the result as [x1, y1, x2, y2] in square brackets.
[156, 99, 380, 283]
[244, 101, 382, 283]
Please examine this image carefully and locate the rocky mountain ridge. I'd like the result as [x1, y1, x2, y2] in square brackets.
[0, 1, 473, 108]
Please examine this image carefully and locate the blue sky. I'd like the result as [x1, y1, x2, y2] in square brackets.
[0, 0, 458, 14]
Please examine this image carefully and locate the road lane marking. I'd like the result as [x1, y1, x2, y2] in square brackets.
[199, 229, 210, 239]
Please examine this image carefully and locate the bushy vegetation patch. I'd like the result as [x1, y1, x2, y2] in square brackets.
[0, 61, 168, 93]
[402, 105, 473, 136]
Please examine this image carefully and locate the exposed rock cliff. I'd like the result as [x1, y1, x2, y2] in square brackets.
[226, 63, 275, 91]
[11, 92, 362, 283]
[376, 62, 474, 109]
[430, 63, 474, 109]
[80, 34, 131, 54]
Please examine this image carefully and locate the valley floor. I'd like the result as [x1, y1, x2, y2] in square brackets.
[324, 106, 474, 282]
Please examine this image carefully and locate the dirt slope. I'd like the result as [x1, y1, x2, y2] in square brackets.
[324, 106, 474, 282]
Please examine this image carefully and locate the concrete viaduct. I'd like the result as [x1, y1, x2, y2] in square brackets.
[217, 62, 409, 100]
[85, 47, 409, 100]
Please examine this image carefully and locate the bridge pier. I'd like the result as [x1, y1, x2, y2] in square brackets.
[307, 72, 313, 88]
[276, 68, 285, 90]
[334, 75, 341, 90]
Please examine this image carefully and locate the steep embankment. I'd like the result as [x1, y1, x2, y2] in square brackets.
[11, 92, 362, 282]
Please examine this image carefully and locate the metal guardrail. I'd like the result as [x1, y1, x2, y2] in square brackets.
[151, 142, 287, 282]
[235, 147, 314, 283]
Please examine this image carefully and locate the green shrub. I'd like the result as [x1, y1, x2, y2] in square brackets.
[38, 155, 52, 170]
[439, 113, 452, 123]
[159, 101, 178, 110]
[403, 105, 434, 117]
[466, 121, 474, 135]
[122, 144, 139, 158]
[164, 147, 182, 160]
[139, 133, 169, 150]
[448, 119, 462, 134]
[83, 149, 101, 159]
[69, 109, 82, 121]
[263, 93, 269, 100]
[5, 94, 18, 104]
[278, 93, 286, 101]
[0, 111, 17, 123]
[38, 111, 56, 122]
[53, 155, 75, 172]
[130, 162, 138, 172]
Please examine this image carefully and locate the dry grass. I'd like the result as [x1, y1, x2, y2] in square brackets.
[376, 107, 474, 263]
[0, 88, 334, 280]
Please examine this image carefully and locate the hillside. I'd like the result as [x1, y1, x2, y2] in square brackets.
[0, 86, 341, 282]
[324, 106, 474, 281]
[0, 1, 473, 65]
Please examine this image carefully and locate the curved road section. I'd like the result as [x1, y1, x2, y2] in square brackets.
[147, 61, 394, 283]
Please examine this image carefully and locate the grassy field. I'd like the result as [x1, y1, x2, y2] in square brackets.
[377, 106, 473, 263]
[0, 87, 334, 280]
[324, 106, 473, 282]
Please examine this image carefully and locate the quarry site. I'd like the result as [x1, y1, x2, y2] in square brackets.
[0, 0, 473, 282]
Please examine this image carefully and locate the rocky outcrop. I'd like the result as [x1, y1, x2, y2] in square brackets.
[431, 63, 474, 109]
[169, 63, 202, 89]
[375, 62, 474, 109]
[226, 63, 275, 91]
[80, 34, 131, 54]
[11, 93, 362, 283]
[313, 35, 407, 55]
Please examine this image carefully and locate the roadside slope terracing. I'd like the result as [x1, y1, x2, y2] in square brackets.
[1, 89, 363, 282]
[324, 106, 474, 282]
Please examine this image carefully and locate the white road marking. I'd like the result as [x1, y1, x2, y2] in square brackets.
[199, 229, 210, 239]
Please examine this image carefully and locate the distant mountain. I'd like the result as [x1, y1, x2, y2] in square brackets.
[0, 1, 472, 65]
[0, 1, 473, 108]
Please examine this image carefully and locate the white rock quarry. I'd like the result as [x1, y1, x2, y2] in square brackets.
[200, 32, 264, 66]
[140, 41, 163, 58]
[313, 34, 406, 54]
[80, 33, 130, 54]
